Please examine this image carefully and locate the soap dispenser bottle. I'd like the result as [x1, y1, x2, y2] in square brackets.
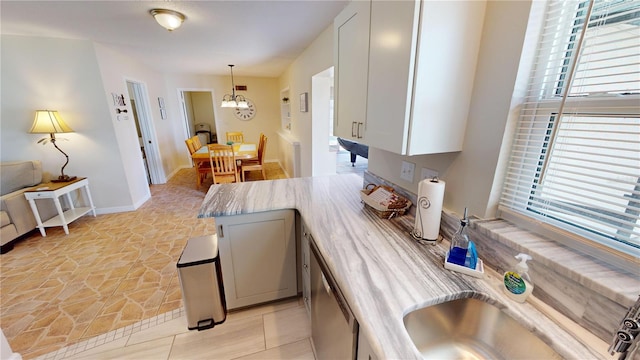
[502, 253, 534, 303]
[447, 208, 470, 267]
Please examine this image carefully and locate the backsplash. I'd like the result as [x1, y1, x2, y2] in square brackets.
[363, 170, 636, 343]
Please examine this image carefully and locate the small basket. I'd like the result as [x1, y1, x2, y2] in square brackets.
[360, 184, 412, 219]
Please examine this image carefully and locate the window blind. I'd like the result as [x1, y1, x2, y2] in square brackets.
[499, 0, 640, 255]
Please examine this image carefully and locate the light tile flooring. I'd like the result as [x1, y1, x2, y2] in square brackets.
[43, 297, 313, 360]
[335, 148, 368, 177]
[0, 163, 288, 359]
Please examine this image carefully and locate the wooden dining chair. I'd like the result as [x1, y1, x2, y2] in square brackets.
[226, 131, 244, 144]
[191, 135, 202, 151]
[186, 138, 211, 187]
[240, 133, 264, 165]
[241, 135, 267, 181]
[185, 138, 197, 155]
[209, 144, 240, 184]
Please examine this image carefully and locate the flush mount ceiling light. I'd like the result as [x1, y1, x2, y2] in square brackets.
[150, 9, 186, 31]
[221, 65, 249, 108]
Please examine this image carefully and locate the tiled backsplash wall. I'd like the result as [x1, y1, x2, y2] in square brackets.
[363, 170, 637, 343]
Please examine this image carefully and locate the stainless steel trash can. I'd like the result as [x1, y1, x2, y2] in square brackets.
[177, 235, 227, 331]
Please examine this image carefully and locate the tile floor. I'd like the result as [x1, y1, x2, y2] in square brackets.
[2, 159, 363, 359]
[42, 297, 313, 360]
[335, 148, 368, 177]
[0, 163, 288, 359]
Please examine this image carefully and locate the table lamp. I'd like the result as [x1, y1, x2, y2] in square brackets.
[29, 110, 77, 182]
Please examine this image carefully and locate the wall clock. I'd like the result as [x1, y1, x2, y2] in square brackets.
[234, 99, 256, 121]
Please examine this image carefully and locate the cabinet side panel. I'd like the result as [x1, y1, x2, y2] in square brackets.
[365, 0, 420, 154]
[409, 0, 487, 154]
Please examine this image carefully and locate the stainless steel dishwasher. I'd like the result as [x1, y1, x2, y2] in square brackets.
[310, 238, 359, 359]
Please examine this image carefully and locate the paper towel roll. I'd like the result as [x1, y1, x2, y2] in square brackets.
[413, 178, 445, 241]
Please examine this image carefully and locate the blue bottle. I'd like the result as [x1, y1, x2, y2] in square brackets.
[447, 208, 470, 267]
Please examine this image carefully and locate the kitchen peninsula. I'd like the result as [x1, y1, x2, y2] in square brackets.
[198, 175, 603, 359]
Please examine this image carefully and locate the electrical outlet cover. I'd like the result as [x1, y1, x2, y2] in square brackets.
[400, 161, 415, 182]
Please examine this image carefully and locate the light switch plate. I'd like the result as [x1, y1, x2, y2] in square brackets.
[400, 161, 415, 182]
[420, 167, 439, 181]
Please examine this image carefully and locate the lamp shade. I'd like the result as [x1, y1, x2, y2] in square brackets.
[150, 9, 185, 31]
[29, 110, 74, 134]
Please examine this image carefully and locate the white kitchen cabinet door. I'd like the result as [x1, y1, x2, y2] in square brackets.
[216, 210, 297, 310]
[365, 0, 486, 155]
[333, 0, 371, 142]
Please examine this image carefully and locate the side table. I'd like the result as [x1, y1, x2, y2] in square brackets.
[24, 177, 96, 236]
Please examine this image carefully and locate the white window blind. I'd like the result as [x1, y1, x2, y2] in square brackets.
[499, 0, 640, 256]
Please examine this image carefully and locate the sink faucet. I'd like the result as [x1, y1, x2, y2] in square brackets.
[610, 295, 640, 360]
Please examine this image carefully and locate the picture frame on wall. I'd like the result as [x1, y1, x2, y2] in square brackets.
[300, 92, 308, 112]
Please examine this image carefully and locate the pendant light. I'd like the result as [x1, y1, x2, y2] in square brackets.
[221, 65, 248, 108]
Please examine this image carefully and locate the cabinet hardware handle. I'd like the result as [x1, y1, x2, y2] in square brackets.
[351, 122, 357, 137]
[357, 122, 363, 138]
[218, 225, 224, 238]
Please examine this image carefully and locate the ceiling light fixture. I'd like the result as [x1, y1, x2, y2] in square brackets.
[221, 65, 248, 108]
[150, 9, 186, 31]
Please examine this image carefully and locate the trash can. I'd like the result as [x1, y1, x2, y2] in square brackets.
[177, 235, 227, 331]
[195, 123, 212, 144]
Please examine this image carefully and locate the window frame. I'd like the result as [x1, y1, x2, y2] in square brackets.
[497, 0, 640, 272]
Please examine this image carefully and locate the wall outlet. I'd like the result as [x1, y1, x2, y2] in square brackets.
[420, 167, 439, 181]
[400, 161, 415, 182]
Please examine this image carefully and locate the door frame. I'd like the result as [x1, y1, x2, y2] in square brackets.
[177, 88, 219, 161]
[311, 67, 337, 176]
[125, 79, 165, 184]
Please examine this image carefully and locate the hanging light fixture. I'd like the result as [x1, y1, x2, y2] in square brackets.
[150, 9, 186, 31]
[221, 65, 249, 108]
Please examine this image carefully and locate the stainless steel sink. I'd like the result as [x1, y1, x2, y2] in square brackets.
[403, 297, 561, 359]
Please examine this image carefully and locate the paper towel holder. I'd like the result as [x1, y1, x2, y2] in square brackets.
[411, 176, 442, 245]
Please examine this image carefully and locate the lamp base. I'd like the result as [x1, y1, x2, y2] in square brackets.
[52, 175, 77, 183]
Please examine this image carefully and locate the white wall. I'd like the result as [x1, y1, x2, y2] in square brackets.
[163, 73, 281, 168]
[311, 69, 336, 176]
[278, 26, 336, 177]
[0, 35, 134, 211]
[93, 42, 178, 205]
[367, 1, 532, 219]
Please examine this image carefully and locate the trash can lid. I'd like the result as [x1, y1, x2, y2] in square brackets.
[177, 235, 218, 267]
[195, 123, 211, 132]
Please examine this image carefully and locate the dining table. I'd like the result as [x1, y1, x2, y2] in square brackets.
[191, 143, 258, 186]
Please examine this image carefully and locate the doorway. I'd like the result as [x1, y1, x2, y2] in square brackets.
[178, 89, 218, 150]
[311, 67, 368, 177]
[126, 80, 165, 184]
[311, 67, 337, 176]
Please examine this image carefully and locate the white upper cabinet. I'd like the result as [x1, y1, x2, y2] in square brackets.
[333, 0, 371, 141]
[335, 0, 486, 155]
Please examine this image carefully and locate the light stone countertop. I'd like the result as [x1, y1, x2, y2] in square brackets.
[199, 175, 604, 359]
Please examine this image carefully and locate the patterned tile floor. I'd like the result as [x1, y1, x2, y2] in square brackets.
[0, 163, 287, 359]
